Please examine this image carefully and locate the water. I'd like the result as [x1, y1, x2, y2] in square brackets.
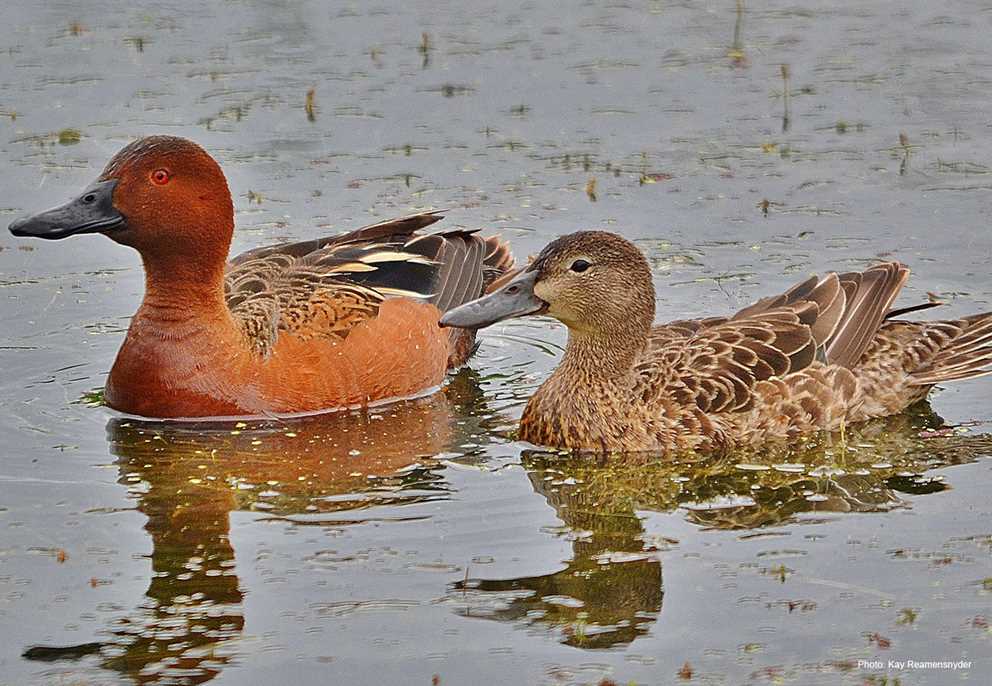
[1, 1, 991, 684]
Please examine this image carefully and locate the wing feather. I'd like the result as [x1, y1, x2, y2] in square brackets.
[639, 262, 911, 416]
[223, 213, 514, 357]
[826, 263, 909, 367]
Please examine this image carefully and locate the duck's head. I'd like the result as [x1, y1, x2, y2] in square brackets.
[9, 136, 234, 260]
[441, 231, 656, 338]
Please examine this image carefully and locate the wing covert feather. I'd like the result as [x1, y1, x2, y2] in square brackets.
[222, 212, 512, 356]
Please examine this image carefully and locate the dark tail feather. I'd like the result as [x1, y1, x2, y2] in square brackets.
[481, 235, 515, 291]
[886, 300, 944, 319]
[911, 313, 992, 385]
[825, 262, 910, 368]
[444, 233, 516, 368]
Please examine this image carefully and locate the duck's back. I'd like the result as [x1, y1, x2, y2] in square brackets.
[222, 211, 513, 413]
[225, 211, 509, 355]
[635, 263, 992, 451]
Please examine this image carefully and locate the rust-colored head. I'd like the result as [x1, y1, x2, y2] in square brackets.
[441, 231, 656, 339]
[99, 136, 234, 257]
[9, 136, 234, 270]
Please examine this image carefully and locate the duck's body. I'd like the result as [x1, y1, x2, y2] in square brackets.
[518, 286, 991, 453]
[442, 232, 992, 452]
[10, 136, 513, 418]
[106, 214, 511, 418]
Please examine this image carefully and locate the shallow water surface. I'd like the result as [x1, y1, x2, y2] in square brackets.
[1, 1, 991, 685]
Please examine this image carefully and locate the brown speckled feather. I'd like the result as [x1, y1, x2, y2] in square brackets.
[223, 211, 513, 360]
[509, 243, 992, 452]
[619, 264, 991, 451]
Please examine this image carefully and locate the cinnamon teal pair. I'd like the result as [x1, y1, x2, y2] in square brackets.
[10, 137, 992, 451]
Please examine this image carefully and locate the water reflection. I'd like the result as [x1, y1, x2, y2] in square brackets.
[23, 371, 492, 685]
[452, 459, 662, 649]
[450, 404, 991, 648]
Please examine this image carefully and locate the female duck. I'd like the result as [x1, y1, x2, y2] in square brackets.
[9, 136, 513, 418]
[441, 232, 992, 452]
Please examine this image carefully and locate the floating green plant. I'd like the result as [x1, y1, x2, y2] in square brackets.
[897, 608, 919, 625]
[585, 177, 597, 202]
[305, 88, 316, 122]
[76, 387, 106, 407]
[57, 128, 82, 145]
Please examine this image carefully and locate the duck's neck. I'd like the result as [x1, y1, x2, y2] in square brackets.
[552, 328, 647, 388]
[137, 252, 232, 326]
[121, 250, 243, 365]
[535, 327, 651, 414]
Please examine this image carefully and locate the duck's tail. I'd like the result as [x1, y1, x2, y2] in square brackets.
[445, 233, 516, 368]
[481, 235, 516, 291]
[909, 312, 992, 385]
[733, 260, 913, 369]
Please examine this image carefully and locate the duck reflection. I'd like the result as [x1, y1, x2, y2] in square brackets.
[450, 403, 991, 649]
[452, 459, 663, 649]
[23, 371, 491, 685]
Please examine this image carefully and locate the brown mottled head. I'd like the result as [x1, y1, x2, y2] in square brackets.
[528, 231, 655, 335]
[441, 231, 656, 339]
[10, 136, 234, 266]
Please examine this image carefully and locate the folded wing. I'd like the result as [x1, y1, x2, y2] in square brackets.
[224, 211, 512, 356]
[641, 262, 911, 414]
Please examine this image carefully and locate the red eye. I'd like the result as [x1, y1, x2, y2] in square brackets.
[150, 169, 171, 185]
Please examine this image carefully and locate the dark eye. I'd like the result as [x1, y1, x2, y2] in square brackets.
[569, 259, 591, 273]
[150, 169, 171, 186]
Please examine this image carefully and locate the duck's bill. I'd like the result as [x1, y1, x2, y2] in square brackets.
[440, 269, 548, 329]
[9, 179, 124, 240]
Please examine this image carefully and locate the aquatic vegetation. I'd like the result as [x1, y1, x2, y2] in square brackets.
[56, 128, 81, 145]
[75, 388, 106, 407]
[305, 87, 316, 122]
[585, 177, 597, 201]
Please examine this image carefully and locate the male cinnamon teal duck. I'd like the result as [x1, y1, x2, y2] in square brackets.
[441, 231, 992, 452]
[9, 136, 513, 418]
